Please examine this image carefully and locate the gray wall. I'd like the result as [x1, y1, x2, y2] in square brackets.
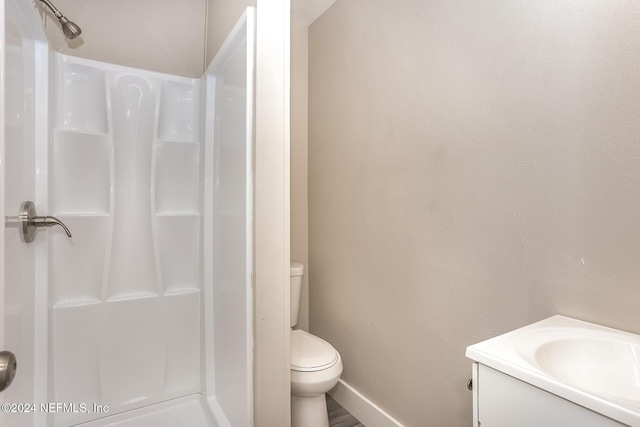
[291, 24, 310, 332]
[206, 0, 255, 66]
[41, 0, 207, 77]
[41, 0, 256, 77]
[308, 1, 640, 425]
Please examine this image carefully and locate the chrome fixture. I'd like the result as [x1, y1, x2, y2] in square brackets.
[38, 0, 82, 39]
[6, 201, 72, 243]
[0, 351, 17, 393]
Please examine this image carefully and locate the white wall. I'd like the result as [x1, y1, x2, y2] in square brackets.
[308, 1, 640, 425]
[40, 0, 207, 77]
[253, 1, 292, 426]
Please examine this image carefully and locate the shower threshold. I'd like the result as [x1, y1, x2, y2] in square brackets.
[73, 395, 217, 427]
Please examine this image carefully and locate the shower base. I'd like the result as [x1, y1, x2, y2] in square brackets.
[74, 395, 217, 427]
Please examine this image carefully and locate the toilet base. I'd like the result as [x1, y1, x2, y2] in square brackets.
[291, 394, 329, 427]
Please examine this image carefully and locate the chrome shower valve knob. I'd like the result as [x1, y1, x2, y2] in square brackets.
[5, 201, 72, 243]
[0, 351, 17, 393]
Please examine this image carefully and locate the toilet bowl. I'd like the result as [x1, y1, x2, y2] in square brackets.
[290, 262, 343, 427]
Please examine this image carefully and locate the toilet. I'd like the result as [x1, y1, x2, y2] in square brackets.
[290, 262, 343, 427]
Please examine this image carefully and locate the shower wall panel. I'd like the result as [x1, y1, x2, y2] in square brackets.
[203, 11, 254, 425]
[49, 54, 201, 426]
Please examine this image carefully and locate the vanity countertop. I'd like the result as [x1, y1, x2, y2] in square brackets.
[466, 315, 640, 426]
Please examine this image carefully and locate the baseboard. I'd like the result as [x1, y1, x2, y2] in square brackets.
[328, 379, 404, 427]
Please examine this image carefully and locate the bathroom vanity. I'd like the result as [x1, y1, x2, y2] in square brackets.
[466, 316, 640, 427]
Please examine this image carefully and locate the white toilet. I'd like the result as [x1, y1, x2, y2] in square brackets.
[290, 262, 343, 427]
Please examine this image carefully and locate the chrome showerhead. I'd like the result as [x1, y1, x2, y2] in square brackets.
[58, 16, 82, 39]
[39, 0, 82, 40]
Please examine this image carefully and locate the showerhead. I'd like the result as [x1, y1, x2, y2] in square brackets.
[58, 16, 82, 39]
[39, 0, 82, 40]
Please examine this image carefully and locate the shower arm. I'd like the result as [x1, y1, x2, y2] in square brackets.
[37, 0, 82, 40]
[39, 0, 64, 20]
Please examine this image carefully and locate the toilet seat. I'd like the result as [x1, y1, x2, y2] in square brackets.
[291, 329, 339, 372]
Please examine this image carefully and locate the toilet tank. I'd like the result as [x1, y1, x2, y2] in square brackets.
[290, 262, 304, 328]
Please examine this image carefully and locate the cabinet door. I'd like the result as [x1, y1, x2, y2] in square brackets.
[478, 365, 625, 427]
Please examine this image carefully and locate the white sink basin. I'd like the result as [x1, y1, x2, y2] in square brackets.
[466, 316, 640, 426]
[516, 327, 640, 402]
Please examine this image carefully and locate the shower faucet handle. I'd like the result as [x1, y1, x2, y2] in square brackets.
[31, 216, 73, 237]
[5, 201, 72, 243]
[0, 351, 17, 393]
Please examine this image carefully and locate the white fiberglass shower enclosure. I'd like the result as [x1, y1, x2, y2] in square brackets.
[0, 1, 254, 426]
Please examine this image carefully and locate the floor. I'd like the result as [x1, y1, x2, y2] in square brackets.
[327, 395, 365, 427]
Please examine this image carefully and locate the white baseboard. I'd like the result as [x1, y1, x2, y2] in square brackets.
[328, 379, 404, 427]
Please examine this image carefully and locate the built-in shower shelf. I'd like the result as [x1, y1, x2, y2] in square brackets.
[53, 212, 110, 217]
[155, 212, 200, 217]
[52, 212, 199, 217]
[53, 292, 202, 306]
[54, 129, 109, 137]
[53, 298, 101, 309]
[156, 138, 200, 145]
[164, 288, 200, 296]
[105, 292, 163, 303]
[51, 129, 111, 214]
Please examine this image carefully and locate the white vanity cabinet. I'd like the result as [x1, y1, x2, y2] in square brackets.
[466, 316, 640, 427]
[471, 363, 627, 427]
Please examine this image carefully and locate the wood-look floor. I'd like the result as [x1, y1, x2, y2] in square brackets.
[327, 395, 365, 427]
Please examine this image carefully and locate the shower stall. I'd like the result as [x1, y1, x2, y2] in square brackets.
[0, 0, 259, 426]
